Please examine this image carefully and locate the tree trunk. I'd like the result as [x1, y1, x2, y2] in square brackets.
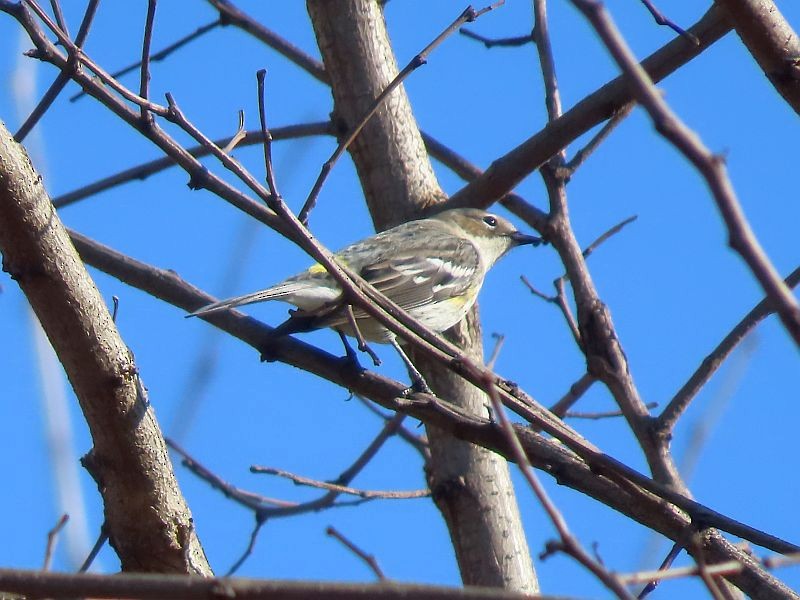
[305, 1, 537, 591]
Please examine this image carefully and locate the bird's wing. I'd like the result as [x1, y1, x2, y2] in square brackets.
[356, 236, 480, 312]
[295, 233, 480, 336]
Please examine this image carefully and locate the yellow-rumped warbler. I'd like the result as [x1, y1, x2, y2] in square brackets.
[190, 208, 540, 387]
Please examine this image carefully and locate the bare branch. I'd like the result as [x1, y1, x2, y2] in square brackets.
[205, 0, 328, 83]
[560, 102, 633, 178]
[459, 28, 532, 48]
[327, 526, 388, 581]
[0, 568, 553, 600]
[64, 233, 799, 563]
[624, 552, 800, 587]
[565, 403, 657, 420]
[297, 5, 498, 225]
[571, 0, 800, 347]
[48, 0, 68, 36]
[139, 0, 157, 123]
[78, 526, 107, 573]
[226, 520, 265, 576]
[656, 265, 800, 433]
[0, 119, 210, 575]
[167, 439, 293, 512]
[355, 398, 429, 458]
[582, 215, 637, 259]
[482, 374, 635, 599]
[637, 0, 700, 44]
[445, 6, 732, 211]
[52, 122, 332, 208]
[486, 333, 505, 370]
[14, 0, 100, 142]
[43, 514, 69, 571]
[70, 19, 223, 102]
[549, 372, 596, 418]
[251, 465, 429, 500]
[714, 0, 800, 115]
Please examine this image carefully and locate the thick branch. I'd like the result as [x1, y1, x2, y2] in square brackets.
[444, 5, 732, 211]
[66, 229, 800, 599]
[0, 568, 539, 600]
[0, 123, 210, 574]
[716, 0, 800, 115]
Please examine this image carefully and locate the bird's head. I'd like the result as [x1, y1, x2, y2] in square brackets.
[433, 208, 542, 267]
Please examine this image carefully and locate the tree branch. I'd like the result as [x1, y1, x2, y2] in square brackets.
[0, 122, 211, 574]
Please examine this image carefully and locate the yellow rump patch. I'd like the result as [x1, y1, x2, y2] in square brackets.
[307, 259, 349, 275]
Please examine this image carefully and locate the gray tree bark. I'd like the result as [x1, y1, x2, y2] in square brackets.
[0, 121, 211, 575]
[306, 1, 537, 592]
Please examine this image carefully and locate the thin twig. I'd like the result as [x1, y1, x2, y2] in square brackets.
[638, 539, 685, 598]
[48, 0, 68, 36]
[297, 3, 501, 225]
[336, 412, 423, 481]
[327, 526, 387, 581]
[533, 0, 563, 127]
[226, 519, 264, 576]
[163, 93, 271, 202]
[566, 403, 657, 420]
[139, 0, 157, 123]
[78, 525, 107, 573]
[549, 372, 596, 417]
[624, 552, 800, 587]
[445, 6, 731, 213]
[355, 397, 429, 458]
[205, 0, 328, 83]
[167, 438, 294, 511]
[24, 0, 170, 116]
[486, 333, 505, 370]
[459, 28, 532, 48]
[250, 465, 429, 500]
[221, 110, 247, 154]
[70, 19, 222, 102]
[255, 69, 279, 201]
[52, 122, 332, 208]
[638, 0, 700, 45]
[43, 514, 69, 571]
[561, 102, 633, 178]
[521, 274, 580, 343]
[657, 265, 800, 433]
[582, 215, 637, 259]
[14, 0, 100, 141]
[7, 4, 290, 237]
[111, 295, 119, 323]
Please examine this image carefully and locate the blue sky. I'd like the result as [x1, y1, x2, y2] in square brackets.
[0, 2, 798, 597]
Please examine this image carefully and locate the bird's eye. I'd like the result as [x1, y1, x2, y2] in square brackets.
[483, 215, 497, 227]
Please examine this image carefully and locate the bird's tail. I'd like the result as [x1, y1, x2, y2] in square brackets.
[187, 288, 285, 318]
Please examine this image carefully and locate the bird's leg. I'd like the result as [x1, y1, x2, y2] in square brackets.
[336, 330, 363, 371]
[343, 304, 381, 367]
[389, 337, 433, 396]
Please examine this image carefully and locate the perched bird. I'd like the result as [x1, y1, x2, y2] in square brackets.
[189, 208, 541, 390]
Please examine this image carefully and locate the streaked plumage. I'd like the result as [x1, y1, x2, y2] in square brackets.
[190, 208, 540, 344]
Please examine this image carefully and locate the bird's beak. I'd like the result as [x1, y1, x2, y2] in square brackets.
[510, 231, 543, 247]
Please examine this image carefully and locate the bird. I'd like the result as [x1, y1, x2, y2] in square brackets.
[188, 208, 541, 391]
